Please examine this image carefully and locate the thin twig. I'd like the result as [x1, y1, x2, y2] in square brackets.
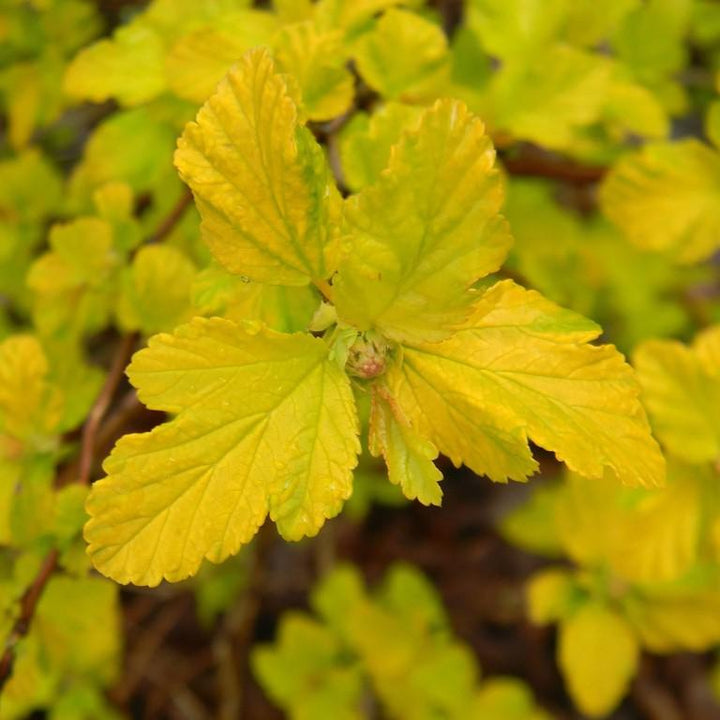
[77, 332, 139, 486]
[147, 189, 193, 244]
[502, 151, 607, 184]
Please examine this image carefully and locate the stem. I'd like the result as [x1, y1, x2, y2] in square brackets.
[147, 189, 193, 244]
[78, 332, 138, 486]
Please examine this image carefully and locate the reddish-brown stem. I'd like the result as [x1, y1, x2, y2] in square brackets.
[502, 152, 607, 184]
[147, 189, 193, 244]
[77, 332, 138, 486]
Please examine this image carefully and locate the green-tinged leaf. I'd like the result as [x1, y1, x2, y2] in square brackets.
[42, 338, 103, 433]
[347, 565, 478, 719]
[467, 0, 569, 59]
[117, 245, 196, 335]
[612, 0, 690, 83]
[92, 182, 143, 253]
[69, 108, 178, 201]
[251, 614, 364, 720]
[64, 22, 167, 105]
[175, 48, 341, 285]
[52, 485, 90, 544]
[527, 569, 580, 624]
[35, 576, 120, 682]
[8, 456, 56, 546]
[600, 139, 720, 263]
[504, 179, 696, 351]
[311, 563, 367, 639]
[0, 150, 63, 311]
[335, 99, 511, 344]
[379, 563, 448, 630]
[368, 388, 442, 505]
[192, 263, 319, 332]
[603, 75, 669, 140]
[0, 148, 62, 224]
[387, 281, 665, 486]
[338, 102, 423, 191]
[314, 0, 420, 39]
[84, 318, 359, 585]
[559, 603, 639, 718]
[193, 554, 249, 628]
[634, 329, 720, 463]
[164, 10, 278, 103]
[273, 22, 354, 121]
[353, 8, 449, 100]
[489, 46, 611, 150]
[27, 218, 118, 340]
[563, 0, 640, 47]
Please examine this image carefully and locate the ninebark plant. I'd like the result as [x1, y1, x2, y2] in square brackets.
[84, 49, 664, 587]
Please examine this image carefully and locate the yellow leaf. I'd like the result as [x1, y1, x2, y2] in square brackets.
[64, 23, 167, 105]
[387, 281, 665, 486]
[368, 388, 443, 506]
[192, 263, 319, 333]
[84, 318, 359, 585]
[338, 102, 424, 191]
[489, 46, 612, 150]
[164, 10, 278, 103]
[467, 0, 570, 59]
[273, 22, 354, 121]
[175, 48, 341, 285]
[353, 8, 450, 101]
[634, 330, 720, 463]
[335, 99, 511, 344]
[117, 245, 196, 335]
[600, 139, 720, 263]
[559, 603, 639, 718]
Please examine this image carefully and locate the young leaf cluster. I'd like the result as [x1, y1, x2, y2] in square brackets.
[84, 48, 663, 587]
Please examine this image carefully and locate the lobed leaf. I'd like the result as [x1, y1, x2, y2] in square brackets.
[368, 389, 442, 506]
[273, 22, 354, 121]
[175, 48, 341, 286]
[386, 281, 665, 485]
[84, 318, 359, 585]
[335, 99, 511, 344]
